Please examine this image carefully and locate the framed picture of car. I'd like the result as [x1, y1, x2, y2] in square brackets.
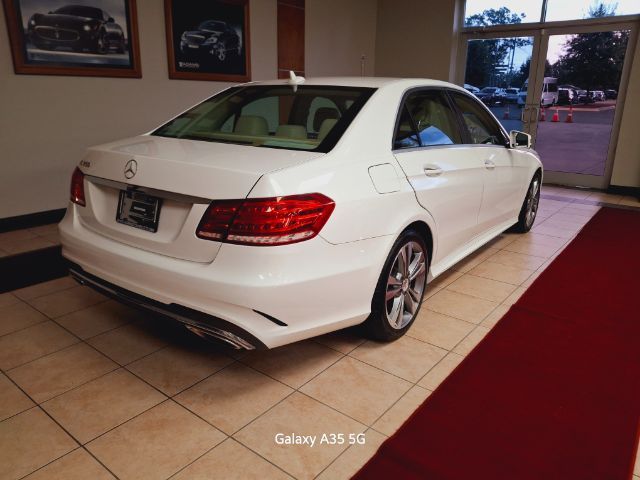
[2, 0, 141, 77]
[164, 0, 250, 82]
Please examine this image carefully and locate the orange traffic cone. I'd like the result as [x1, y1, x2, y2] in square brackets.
[551, 108, 560, 122]
[503, 105, 510, 119]
[565, 104, 574, 123]
[539, 108, 546, 122]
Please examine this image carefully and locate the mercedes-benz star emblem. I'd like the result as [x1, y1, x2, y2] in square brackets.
[124, 159, 137, 179]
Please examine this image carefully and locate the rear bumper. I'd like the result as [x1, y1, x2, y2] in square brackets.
[68, 264, 264, 349]
[59, 205, 392, 348]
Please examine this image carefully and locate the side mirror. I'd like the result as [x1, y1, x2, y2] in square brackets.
[509, 130, 531, 149]
[108, 17, 115, 23]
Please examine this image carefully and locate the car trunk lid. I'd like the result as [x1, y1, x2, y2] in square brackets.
[78, 135, 322, 263]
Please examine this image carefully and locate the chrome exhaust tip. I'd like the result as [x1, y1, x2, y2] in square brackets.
[184, 324, 255, 350]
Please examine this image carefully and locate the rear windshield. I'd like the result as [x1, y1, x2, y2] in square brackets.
[152, 85, 376, 153]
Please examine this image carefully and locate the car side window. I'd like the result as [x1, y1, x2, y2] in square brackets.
[394, 90, 461, 150]
[449, 92, 505, 146]
[393, 104, 420, 149]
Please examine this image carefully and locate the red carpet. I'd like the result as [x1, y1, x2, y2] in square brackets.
[354, 207, 640, 480]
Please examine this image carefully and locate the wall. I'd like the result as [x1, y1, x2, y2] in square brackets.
[375, 0, 458, 81]
[305, 0, 377, 77]
[0, 0, 379, 219]
[611, 31, 640, 188]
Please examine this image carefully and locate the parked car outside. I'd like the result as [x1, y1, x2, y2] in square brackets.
[180, 20, 241, 61]
[576, 90, 594, 104]
[27, 4, 126, 54]
[590, 90, 605, 102]
[464, 84, 480, 94]
[605, 89, 618, 99]
[557, 88, 575, 105]
[504, 88, 519, 103]
[476, 87, 505, 105]
[60, 76, 542, 349]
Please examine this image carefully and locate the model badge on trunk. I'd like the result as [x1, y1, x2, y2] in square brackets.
[124, 159, 137, 179]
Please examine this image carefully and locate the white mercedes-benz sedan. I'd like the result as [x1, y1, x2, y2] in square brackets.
[59, 76, 542, 350]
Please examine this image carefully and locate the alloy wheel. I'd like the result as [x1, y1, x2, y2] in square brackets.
[385, 241, 426, 329]
[525, 178, 540, 228]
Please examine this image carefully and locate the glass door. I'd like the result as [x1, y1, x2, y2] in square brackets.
[457, 31, 541, 135]
[528, 24, 637, 188]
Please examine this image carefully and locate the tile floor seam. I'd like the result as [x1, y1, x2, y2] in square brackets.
[12, 281, 79, 302]
[345, 347, 440, 386]
[4, 338, 83, 372]
[0, 317, 49, 340]
[366, 384, 432, 434]
[166, 437, 295, 480]
[25, 295, 111, 321]
[312, 426, 383, 480]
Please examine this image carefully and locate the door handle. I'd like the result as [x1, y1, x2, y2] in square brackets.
[484, 160, 496, 170]
[424, 165, 443, 177]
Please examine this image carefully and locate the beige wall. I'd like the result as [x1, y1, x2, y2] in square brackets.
[611, 31, 640, 188]
[375, 0, 457, 80]
[0, 0, 378, 219]
[306, 0, 377, 76]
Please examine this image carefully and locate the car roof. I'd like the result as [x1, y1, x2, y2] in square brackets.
[241, 76, 466, 91]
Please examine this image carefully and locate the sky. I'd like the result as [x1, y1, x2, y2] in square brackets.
[465, 0, 638, 73]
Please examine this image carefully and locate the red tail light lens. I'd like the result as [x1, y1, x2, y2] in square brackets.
[196, 193, 335, 246]
[70, 167, 86, 207]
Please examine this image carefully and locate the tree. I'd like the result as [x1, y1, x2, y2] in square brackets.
[551, 4, 629, 90]
[464, 8, 531, 88]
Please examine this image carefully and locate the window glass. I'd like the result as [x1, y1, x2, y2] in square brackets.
[306, 97, 340, 133]
[152, 85, 375, 153]
[241, 97, 279, 133]
[464, 0, 542, 26]
[405, 91, 461, 146]
[545, 0, 638, 22]
[394, 105, 420, 149]
[394, 90, 462, 149]
[450, 92, 505, 145]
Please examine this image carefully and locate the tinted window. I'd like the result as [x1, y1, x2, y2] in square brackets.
[153, 85, 375, 153]
[394, 90, 461, 149]
[450, 92, 505, 146]
[54, 6, 103, 19]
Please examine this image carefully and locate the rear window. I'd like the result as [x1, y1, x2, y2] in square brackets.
[152, 85, 375, 153]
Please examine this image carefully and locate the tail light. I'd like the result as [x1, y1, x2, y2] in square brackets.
[197, 193, 335, 246]
[70, 167, 86, 206]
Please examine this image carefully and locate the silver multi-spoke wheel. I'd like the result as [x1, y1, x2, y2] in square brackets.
[385, 241, 426, 329]
[524, 177, 540, 228]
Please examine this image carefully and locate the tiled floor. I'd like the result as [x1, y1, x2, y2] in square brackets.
[1, 186, 639, 480]
[0, 224, 60, 257]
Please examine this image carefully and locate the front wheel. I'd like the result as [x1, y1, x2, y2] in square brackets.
[514, 174, 541, 233]
[364, 230, 428, 341]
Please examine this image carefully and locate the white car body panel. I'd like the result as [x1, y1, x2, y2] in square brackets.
[60, 76, 542, 349]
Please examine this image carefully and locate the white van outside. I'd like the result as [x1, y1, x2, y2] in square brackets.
[517, 77, 559, 107]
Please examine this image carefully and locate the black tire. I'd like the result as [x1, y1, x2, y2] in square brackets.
[363, 229, 428, 342]
[513, 173, 541, 233]
[94, 32, 108, 54]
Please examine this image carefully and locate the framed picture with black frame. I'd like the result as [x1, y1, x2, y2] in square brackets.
[2, 0, 141, 78]
[164, 0, 250, 82]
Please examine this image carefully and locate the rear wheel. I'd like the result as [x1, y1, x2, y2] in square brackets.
[514, 174, 541, 233]
[364, 230, 428, 341]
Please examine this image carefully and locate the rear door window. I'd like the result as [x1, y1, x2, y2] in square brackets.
[394, 89, 462, 149]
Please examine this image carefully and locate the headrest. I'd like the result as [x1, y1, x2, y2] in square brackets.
[313, 107, 340, 132]
[318, 118, 338, 141]
[276, 124, 307, 139]
[234, 116, 269, 136]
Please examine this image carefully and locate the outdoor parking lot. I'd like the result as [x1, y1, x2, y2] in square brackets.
[489, 101, 617, 176]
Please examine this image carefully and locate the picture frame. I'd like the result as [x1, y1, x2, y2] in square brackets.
[2, 0, 141, 78]
[164, 0, 251, 82]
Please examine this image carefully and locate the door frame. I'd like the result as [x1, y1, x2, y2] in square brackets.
[456, 15, 640, 189]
